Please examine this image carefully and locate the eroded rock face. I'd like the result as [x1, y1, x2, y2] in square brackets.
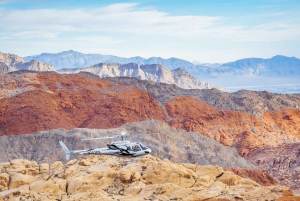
[246, 142, 300, 194]
[0, 156, 298, 201]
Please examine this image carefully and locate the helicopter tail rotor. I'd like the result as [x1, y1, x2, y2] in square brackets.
[59, 141, 72, 161]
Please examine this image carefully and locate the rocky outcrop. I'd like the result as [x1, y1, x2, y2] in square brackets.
[0, 156, 298, 201]
[246, 142, 300, 194]
[58, 63, 225, 91]
[0, 120, 255, 169]
[0, 52, 55, 74]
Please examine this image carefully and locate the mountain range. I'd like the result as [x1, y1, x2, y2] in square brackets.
[24, 50, 195, 71]
[0, 51, 224, 91]
[24, 50, 300, 94]
[24, 50, 300, 78]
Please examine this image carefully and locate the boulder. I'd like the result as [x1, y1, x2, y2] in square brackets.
[8, 173, 38, 189]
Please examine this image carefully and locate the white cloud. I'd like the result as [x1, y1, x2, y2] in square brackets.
[0, 3, 298, 42]
[0, 3, 224, 38]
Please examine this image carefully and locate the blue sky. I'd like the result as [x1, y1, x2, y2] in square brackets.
[0, 0, 299, 62]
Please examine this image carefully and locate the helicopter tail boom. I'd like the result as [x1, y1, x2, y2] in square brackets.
[59, 141, 71, 160]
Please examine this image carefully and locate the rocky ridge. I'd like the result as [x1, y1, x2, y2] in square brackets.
[0, 52, 55, 74]
[106, 77, 300, 117]
[23, 50, 196, 71]
[58, 63, 225, 91]
[0, 155, 298, 201]
[0, 120, 255, 169]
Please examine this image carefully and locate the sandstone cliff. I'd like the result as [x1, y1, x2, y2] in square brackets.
[0, 155, 298, 201]
[58, 63, 225, 91]
[0, 52, 55, 74]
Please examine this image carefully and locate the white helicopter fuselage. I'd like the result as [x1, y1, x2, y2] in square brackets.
[59, 140, 151, 160]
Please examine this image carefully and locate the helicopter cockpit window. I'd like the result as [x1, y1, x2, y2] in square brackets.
[133, 145, 141, 151]
[139, 143, 148, 150]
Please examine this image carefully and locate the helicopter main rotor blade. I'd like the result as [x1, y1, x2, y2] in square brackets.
[81, 136, 116, 141]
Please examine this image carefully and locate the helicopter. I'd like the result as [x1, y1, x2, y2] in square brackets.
[59, 132, 152, 160]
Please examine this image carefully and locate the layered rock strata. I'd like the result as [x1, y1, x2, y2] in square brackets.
[0, 155, 298, 201]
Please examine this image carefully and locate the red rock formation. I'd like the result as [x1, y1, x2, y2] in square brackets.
[165, 96, 300, 156]
[224, 168, 279, 186]
[0, 73, 167, 135]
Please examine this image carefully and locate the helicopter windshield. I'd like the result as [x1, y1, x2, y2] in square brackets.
[133, 145, 141, 151]
[139, 143, 148, 150]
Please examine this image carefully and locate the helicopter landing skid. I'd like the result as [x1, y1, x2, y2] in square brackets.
[117, 156, 143, 166]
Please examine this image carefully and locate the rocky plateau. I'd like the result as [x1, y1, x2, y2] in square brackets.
[0, 155, 299, 201]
